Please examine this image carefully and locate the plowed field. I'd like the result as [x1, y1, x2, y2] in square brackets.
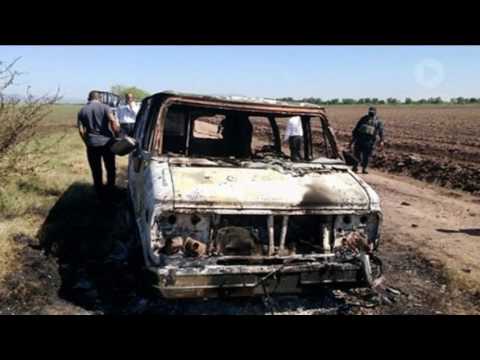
[325, 105, 480, 194]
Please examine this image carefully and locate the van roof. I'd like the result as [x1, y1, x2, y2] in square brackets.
[149, 90, 327, 117]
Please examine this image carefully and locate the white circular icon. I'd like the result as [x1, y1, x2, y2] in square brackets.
[415, 59, 445, 89]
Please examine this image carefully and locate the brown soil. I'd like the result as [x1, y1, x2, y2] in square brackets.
[326, 106, 480, 195]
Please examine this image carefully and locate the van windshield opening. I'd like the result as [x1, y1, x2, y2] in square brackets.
[160, 104, 338, 162]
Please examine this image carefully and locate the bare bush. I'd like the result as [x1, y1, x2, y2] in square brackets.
[0, 58, 62, 181]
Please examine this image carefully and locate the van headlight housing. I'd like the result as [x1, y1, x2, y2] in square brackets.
[333, 212, 382, 249]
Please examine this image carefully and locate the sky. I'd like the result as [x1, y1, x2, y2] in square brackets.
[1, 45, 479, 102]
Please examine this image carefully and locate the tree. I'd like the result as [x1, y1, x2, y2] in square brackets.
[111, 85, 150, 101]
[303, 97, 320, 105]
[276, 95, 480, 105]
[279, 97, 295, 102]
[0, 58, 61, 181]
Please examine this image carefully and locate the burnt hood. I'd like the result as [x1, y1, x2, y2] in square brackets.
[163, 164, 371, 212]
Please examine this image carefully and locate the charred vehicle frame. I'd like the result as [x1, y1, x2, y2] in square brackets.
[126, 91, 383, 299]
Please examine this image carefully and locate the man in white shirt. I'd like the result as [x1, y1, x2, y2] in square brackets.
[283, 116, 303, 161]
[116, 93, 140, 136]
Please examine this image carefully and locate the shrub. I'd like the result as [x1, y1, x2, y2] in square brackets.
[0, 58, 61, 182]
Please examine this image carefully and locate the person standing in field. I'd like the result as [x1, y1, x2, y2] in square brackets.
[283, 115, 303, 161]
[116, 93, 140, 137]
[77, 90, 120, 200]
[349, 106, 385, 174]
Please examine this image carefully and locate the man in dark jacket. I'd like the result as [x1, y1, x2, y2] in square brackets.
[349, 106, 384, 174]
[77, 91, 120, 199]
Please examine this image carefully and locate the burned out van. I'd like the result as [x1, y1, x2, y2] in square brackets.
[126, 91, 383, 299]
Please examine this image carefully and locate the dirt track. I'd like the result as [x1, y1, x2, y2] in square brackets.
[366, 170, 480, 278]
[361, 171, 480, 314]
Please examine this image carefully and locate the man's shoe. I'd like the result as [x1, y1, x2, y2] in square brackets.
[362, 169, 369, 174]
[352, 167, 358, 173]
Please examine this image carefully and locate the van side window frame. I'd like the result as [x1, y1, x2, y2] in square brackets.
[143, 99, 161, 151]
[133, 97, 152, 147]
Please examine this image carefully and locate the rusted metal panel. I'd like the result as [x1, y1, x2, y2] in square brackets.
[149, 260, 366, 299]
[160, 91, 326, 110]
[164, 96, 326, 117]
[168, 165, 370, 211]
[149, 160, 175, 211]
[301, 116, 313, 160]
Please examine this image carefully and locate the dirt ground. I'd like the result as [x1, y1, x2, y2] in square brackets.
[361, 171, 480, 314]
[2, 168, 478, 315]
[2, 110, 480, 315]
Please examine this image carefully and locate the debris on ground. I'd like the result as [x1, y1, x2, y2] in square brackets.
[2, 181, 479, 315]
[386, 287, 402, 296]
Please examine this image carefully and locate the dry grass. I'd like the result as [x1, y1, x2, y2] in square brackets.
[0, 226, 19, 286]
[0, 104, 130, 302]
